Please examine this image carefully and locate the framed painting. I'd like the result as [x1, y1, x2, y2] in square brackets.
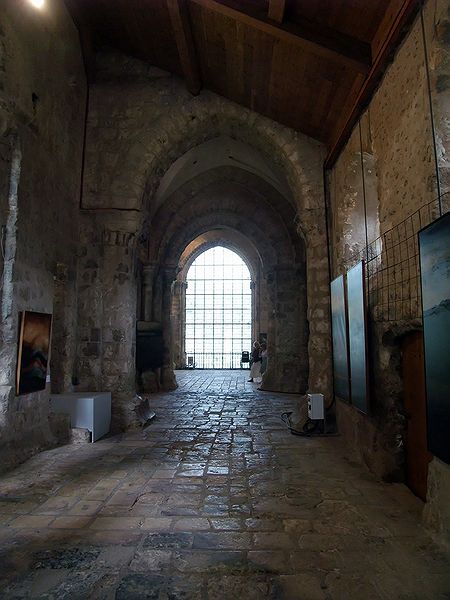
[347, 261, 369, 414]
[16, 311, 52, 395]
[419, 212, 450, 464]
[330, 275, 350, 402]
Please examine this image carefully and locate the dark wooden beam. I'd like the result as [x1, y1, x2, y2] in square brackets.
[167, 0, 202, 95]
[325, 0, 421, 169]
[190, 0, 371, 74]
[63, 0, 96, 83]
[268, 0, 285, 24]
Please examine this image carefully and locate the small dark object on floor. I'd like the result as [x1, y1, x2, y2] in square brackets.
[134, 395, 156, 427]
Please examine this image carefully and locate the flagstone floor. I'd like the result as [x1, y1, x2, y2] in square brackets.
[0, 370, 449, 599]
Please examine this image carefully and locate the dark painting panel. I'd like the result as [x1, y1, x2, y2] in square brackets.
[347, 261, 369, 414]
[419, 212, 450, 465]
[16, 311, 52, 395]
[331, 275, 350, 402]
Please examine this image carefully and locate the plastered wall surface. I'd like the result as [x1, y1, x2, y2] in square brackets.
[328, 1, 450, 546]
[0, 0, 86, 471]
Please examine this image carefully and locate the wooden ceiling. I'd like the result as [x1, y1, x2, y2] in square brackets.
[65, 0, 420, 164]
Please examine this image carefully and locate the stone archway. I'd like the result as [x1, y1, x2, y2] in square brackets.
[173, 231, 263, 373]
[138, 163, 309, 394]
[77, 62, 332, 427]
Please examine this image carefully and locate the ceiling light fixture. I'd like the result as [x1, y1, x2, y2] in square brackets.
[29, 0, 45, 8]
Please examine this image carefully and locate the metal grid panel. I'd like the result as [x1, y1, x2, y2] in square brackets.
[185, 247, 252, 368]
[342, 194, 448, 322]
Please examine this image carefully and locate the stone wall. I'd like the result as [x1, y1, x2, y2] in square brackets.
[327, 0, 450, 546]
[75, 212, 140, 432]
[0, 0, 86, 471]
[77, 50, 331, 416]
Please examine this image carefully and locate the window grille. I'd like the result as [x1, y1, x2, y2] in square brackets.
[185, 246, 252, 368]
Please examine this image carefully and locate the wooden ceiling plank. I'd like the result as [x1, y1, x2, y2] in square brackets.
[268, 0, 285, 24]
[167, 0, 202, 95]
[371, 0, 406, 60]
[325, 0, 421, 168]
[189, 0, 371, 74]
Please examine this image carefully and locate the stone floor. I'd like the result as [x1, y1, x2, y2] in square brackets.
[0, 370, 449, 599]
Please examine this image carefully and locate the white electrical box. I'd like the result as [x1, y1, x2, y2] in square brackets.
[307, 393, 325, 420]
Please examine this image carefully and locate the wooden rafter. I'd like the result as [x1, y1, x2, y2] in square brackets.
[63, 0, 96, 82]
[268, 0, 285, 24]
[325, 0, 421, 168]
[189, 0, 371, 74]
[167, 0, 202, 95]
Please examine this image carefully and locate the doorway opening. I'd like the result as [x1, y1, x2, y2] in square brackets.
[185, 246, 252, 369]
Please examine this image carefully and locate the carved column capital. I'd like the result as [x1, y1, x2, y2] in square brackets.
[162, 266, 178, 287]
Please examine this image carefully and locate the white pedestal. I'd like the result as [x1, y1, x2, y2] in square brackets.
[50, 392, 111, 442]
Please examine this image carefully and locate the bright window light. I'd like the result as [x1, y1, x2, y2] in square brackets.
[30, 0, 45, 8]
[185, 246, 252, 369]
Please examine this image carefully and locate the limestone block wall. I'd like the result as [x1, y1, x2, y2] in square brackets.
[0, 0, 86, 471]
[76, 212, 140, 432]
[78, 50, 331, 409]
[327, 0, 450, 545]
[424, 0, 450, 202]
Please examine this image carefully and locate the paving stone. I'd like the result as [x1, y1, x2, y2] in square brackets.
[49, 516, 93, 529]
[274, 573, 326, 600]
[115, 574, 164, 600]
[8, 515, 54, 529]
[143, 533, 193, 550]
[0, 371, 448, 599]
[130, 548, 173, 572]
[32, 547, 101, 570]
[206, 574, 277, 600]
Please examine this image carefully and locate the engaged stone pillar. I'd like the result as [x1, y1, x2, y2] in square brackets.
[160, 266, 178, 391]
[51, 262, 76, 393]
[0, 135, 21, 435]
[259, 266, 309, 394]
[142, 264, 157, 322]
[100, 216, 139, 431]
[259, 269, 277, 391]
[171, 280, 186, 369]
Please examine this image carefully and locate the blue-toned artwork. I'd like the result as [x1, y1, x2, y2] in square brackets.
[347, 261, 369, 414]
[419, 212, 450, 464]
[331, 275, 350, 402]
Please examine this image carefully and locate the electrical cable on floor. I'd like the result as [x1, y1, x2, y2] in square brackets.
[281, 411, 339, 437]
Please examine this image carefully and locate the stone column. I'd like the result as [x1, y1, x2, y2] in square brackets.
[51, 262, 77, 393]
[259, 266, 309, 394]
[160, 266, 178, 391]
[99, 215, 139, 431]
[0, 135, 21, 434]
[171, 280, 186, 369]
[259, 269, 277, 391]
[153, 269, 163, 324]
[250, 280, 257, 343]
[142, 264, 157, 322]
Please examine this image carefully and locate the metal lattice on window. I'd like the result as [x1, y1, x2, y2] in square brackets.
[185, 246, 252, 368]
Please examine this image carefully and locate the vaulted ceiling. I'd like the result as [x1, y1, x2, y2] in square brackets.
[65, 0, 419, 163]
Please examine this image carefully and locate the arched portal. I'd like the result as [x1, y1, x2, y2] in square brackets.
[77, 72, 332, 430]
[184, 246, 252, 369]
[135, 160, 310, 396]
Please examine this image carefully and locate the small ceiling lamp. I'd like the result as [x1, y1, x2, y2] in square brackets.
[29, 0, 45, 8]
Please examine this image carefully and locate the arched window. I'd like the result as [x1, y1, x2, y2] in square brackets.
[185, 246, 252, 368]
